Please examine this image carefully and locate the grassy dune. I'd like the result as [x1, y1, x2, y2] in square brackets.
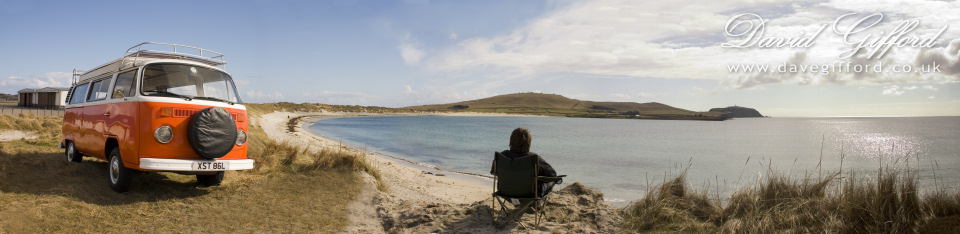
[0, 108, 379, 232]
[621, 166, 960, 233]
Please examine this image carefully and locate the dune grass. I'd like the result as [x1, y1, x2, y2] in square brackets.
[621, 163, 960, 233]
[0, 114, 62, 153]
[0, 109, 380, 232]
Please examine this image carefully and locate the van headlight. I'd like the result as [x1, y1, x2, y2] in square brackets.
[154, 125, 173, 144]
[236, 129, 247, 146]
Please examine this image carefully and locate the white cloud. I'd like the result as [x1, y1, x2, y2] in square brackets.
[400, 85, 492, 105]
[928, 95, 935, 99]
[400, 44, 425, 65]
[428, 0, 746, 79]
[0, 72, 72, 93]
[880, 83, 941, 96]
[233, 80, 250, 90]
[449, 33, 457, 40]
[244, 90, 284, 102]
[605, 92, 664, 100]
[689, 86, 720, 97]
[882, 85, 905, 96]
[567, 93, 596, 100]
[302, 91, 374, 105]
[609, 93, 631, 99]
[423, 0, 960, 90]
[636, 92, 658, 98]
[399, 33, 425, 65]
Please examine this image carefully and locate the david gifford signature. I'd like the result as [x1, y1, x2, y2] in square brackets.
[722, 13, 948, 60]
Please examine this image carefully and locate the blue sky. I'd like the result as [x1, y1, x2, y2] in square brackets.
[1, 0, 958, 117]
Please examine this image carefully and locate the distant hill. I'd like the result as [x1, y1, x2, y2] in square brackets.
[405, 93, 726, 120]
[708, 106, 764, 118]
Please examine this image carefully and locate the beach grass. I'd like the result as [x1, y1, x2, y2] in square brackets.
[0, 108, 380, 232]
[620, 163, 960, 233]
[245, 103, 384, 188]
[0, 113, 62, 153]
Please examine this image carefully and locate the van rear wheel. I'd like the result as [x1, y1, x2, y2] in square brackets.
[197, 171, 225, 187]
[108, 148, 133, 193]
[65, 141, 82, 163]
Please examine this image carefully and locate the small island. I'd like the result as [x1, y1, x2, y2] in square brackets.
[708, 106, 765, 118]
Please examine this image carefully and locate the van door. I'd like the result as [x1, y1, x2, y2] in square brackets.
[64, 83, 90, 145]
[106, 70, 139, 166]
[77, 77, 112, 159]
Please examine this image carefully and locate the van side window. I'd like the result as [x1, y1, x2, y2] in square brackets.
[69, 83, 90, 105]
[113, 70, 136, 98]
[87, 79, 110, 101]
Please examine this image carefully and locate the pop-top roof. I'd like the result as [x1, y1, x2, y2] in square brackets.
[74, 42, 227, 85]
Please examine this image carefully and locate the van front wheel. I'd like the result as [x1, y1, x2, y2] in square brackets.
[108, 148, 133, 193]
[197, 171, 225, 187]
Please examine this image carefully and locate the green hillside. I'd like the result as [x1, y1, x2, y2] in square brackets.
[405, 93, 726, 120]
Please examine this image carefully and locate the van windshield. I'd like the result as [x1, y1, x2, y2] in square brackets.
[141, 63, 241, 104]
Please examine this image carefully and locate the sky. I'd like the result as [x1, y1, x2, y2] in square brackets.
[1, 0, 958, 117]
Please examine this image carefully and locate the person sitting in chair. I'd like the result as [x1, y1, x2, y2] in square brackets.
[491, 127, 558, 197]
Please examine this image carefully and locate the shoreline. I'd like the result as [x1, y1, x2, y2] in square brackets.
[298, 113, 644, 208]
[257, 110, 624, 233]
[256, 111, 494, 202]
[300, 116, 496, 181]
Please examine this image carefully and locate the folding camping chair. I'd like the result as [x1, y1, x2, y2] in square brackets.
[490, 152, 566, 229]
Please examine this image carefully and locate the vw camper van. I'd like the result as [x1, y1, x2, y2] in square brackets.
[62, 42, 253, 192]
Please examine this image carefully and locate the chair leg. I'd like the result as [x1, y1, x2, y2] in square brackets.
[492, 196, 504, 228]
[533, 199, 544, 229]
[494, 199, 534, 229]
[493, 196, 519, 229]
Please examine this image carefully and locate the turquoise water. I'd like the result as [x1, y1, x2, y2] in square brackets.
[307, 116, 960, 206]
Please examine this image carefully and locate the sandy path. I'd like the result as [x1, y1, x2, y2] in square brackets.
[0, 130, 37, 141]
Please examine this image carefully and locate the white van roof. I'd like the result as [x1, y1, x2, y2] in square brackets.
[73, 42, 227, 85]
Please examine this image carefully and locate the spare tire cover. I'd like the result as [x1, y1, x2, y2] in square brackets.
[187, 107, 237, 159]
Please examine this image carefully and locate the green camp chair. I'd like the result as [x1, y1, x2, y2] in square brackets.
[491, 152, 566, 229]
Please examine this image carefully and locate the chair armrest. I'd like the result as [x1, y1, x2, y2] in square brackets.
[537, 175, 567, 183]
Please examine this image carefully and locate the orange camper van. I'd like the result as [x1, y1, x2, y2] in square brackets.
[61, 42, 253, 192]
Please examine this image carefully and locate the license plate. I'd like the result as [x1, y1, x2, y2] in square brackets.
[192, 161, 227, 170]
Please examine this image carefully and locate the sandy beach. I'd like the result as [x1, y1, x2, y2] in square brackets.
[256, 111, 621, 233]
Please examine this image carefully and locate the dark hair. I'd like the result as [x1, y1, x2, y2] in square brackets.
[509, 127, 532, 154]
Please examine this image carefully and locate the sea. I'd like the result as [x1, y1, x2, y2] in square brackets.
[306, 116, 960, 207]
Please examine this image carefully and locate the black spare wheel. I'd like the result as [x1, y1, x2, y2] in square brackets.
[187, 107, 237, 159]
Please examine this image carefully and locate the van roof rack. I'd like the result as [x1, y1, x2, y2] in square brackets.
[121, 42, 227, 70]
[73, 42, 228, 85]
[72, 69, 87, 85]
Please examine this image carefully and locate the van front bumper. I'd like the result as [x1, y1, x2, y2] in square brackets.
[139, 158, 255, 171]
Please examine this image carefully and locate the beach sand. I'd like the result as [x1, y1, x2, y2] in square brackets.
[0, 130, 36, 141]
[257, 111, 621, 233]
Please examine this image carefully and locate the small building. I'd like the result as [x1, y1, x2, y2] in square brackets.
[18, 87, 69, 108]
